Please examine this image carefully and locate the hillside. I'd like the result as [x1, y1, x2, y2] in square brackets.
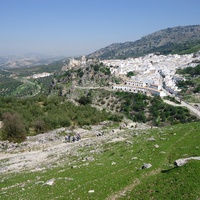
[87, 25, 200, 59]
[0, 59, 199, 140]
[0, 122, 200, 199]
[0, 54, 64, 69]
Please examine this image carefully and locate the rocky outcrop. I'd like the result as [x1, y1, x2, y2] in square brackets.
[0, 128, 65, 153]
[174, 156, 200, 167]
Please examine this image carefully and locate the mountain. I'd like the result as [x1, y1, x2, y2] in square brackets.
[0, 54, 64, 69]
[87, 25, 200, 59]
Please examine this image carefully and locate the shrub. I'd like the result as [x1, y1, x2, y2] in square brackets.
[33, 120, 46, 133]
[78, 96, 92, 105]
[1, 112, 26, 142]
[126, 71, 135, 77]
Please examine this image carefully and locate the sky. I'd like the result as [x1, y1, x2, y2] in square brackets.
[0, 0, 200, 57]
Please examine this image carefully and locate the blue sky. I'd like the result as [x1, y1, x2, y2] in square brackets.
[0, 0, 200, 56]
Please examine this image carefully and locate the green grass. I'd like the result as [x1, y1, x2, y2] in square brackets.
[121, 161, 200, 200]
[0, 122, 200, 199]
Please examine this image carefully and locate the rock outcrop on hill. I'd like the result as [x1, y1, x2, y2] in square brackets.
[174, 157, 200, 167]
[0, 122, 150, 174]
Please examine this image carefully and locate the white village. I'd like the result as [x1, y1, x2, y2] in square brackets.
[102, 52, 200, 97]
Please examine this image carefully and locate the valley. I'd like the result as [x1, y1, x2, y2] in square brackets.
[0, 24, 200, 199]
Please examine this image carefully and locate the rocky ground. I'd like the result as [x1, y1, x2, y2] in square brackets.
[0, 121, 150, 174]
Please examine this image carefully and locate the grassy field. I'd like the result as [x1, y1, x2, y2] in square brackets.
[0, 122, 200, 200]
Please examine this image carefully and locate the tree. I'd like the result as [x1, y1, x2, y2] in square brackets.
[2, 112, 26, 142]
[78, 96, 92, 105]
[33, 120, 46, 133]
[126, 71, 135, 78]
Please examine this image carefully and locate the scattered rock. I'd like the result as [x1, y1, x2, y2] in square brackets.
[141, 163, 152, 169]
[154, 144, 159, 148]
[35, 181, 44, 185]
[96, 131, 104, 137]
[88, 190, 94, 193]
[125, 140, 133, 144]
[82, 157, 95, 162]
[45, 178, 55, 186]
[147, 137, 155, 141]
[82, 163, 89, 166]
[132, 157, 138, 160]
[64, 177, 74, 181]
[174, 159, 187, 167]
[174, 156, 200, 167]
[160, 151, 166, 154]
[0, 123, 155, 174]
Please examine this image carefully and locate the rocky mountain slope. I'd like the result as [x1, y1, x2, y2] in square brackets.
[87, 25, 200, 59]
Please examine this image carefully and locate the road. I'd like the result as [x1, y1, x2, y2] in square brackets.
[14, 77, 42, 97]
[179, 100, 200, 118]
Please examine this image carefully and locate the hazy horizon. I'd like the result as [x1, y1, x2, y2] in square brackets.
[1, 0, 200, 57]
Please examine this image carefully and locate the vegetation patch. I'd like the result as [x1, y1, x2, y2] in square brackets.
[0, 95, 122, 141]
[176, 64, 200, 96]
[115, 91, 198, 126]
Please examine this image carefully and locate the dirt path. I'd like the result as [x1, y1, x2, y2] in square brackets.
[163, 100, 183, 107]
[106, 169, 161, 200]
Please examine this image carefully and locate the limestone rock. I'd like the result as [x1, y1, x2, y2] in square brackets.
[174, 159, 187, 167]
[45, 178, 55, 186]
[174, 156, 200, 167]
[147, 137, 155, 141]
[142, 163, 152, 169]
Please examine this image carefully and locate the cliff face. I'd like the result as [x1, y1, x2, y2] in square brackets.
[87, 25, 200, 59]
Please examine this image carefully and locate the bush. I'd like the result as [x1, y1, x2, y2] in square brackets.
[126, 71, 135, 77]
[1, 112, 26, 142]
[78, 96, 92, 105]
[33, 120, 46, 133]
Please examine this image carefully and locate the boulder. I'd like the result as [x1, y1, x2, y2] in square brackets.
[174, 159, 187, 167]
[174, 156, 200, 167]
[142, 163, 152, 169]
[45, 178, 55, 186]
